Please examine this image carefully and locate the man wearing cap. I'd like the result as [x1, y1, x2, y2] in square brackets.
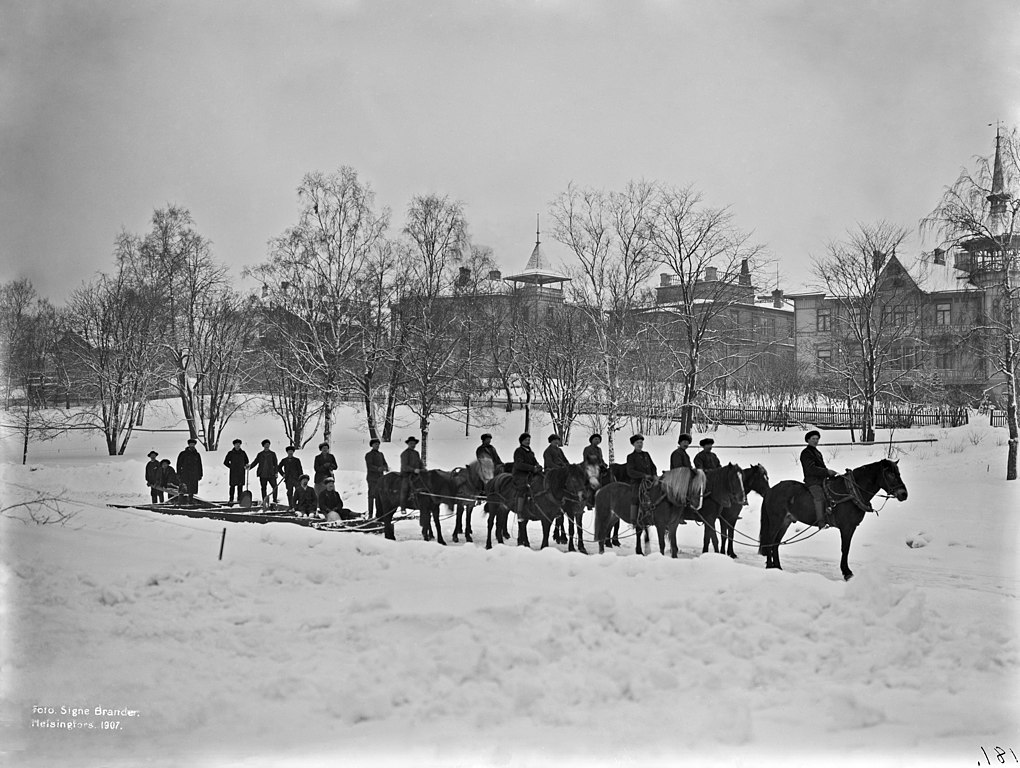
[694, 438, 721, 471]
[801, 430, 837, 527]
[176, 438, 203, 503]
[626, 434, 658, 523]
[318, 477, 345, 520]
[475, 433, 503, 473]
[278, 446, 303, 509]
[313, 442, 338, 498]
[670, 434, 693, 470]
[249, 439, 280, 505]
[293, 475, 320, 518]
[582, 434, 608, 472]
[399, 437, 424, 510]
[543, 434, 569, 470]
[223, 439, 249, 505]
[145, 451, 163, 503]
[365, 438, 389, 518]
[157, 458, 179, 499]
[512, 433, 542, 515]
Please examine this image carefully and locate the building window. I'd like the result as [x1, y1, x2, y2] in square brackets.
[816, 308, 831, 332]
[935, 303, 951, 326]
[816, 348, 831, 374]
[890, 346, 917, 370]
[935, 351, 953, 369]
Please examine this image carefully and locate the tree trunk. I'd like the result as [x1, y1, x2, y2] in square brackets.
[322, 394, 334, 446]
[1006, 372, 1018, 481]
[420, 416, 429, 466]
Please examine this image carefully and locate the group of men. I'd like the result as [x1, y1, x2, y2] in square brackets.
[145, 426, 838, 528]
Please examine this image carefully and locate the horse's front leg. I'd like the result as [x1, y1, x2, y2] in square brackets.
[434, 504, 446, 546]
[517, 519, 530, 548]
[611, 520, 620, 547]
[635, 525, 645, 556]
[656, 524, 667, 556]
[669, 520, 679, 558]
[574, 512, 587, 555]
[839, 522, 856, 580]
[419, 507, 433, 541]
[452, 503, 463, 543]
[464, 502, 473, 543]
[567, 515, 576, 552]
[540, 517, 552, 549]
[485, 503, 495, 549]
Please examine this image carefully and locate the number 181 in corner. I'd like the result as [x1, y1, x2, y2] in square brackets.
[980, 747, 1018, 765]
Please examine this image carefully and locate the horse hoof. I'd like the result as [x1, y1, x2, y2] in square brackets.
[452, 535, 459, 543]
[466, 534, 472, 543]
[843, 571, 854, 581]
[438, 540, 447, 547]
[611, 538, 621, 547]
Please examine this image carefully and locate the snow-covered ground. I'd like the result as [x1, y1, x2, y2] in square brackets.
[1, 400, 1018, 768]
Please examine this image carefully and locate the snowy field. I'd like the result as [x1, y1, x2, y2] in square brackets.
[1, 400, 1018, 768]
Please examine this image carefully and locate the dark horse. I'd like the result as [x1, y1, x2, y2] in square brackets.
[417, 459, 496, 545]
[692, 463, 770, 558]
[592, 466, 718, 558]
[483, 464, 590, 551]
[370, 472, 405, 540]
[759, 458, 908, 580]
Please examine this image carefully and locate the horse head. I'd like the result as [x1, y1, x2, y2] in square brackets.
[879, 459, 908, 501]
[723, 463, 746, 507]
[744, 463, 771, 497]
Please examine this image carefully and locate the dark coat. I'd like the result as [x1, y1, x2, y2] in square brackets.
[694, 449, 721, 471]
[400, 447, 424, 475]
[670, 447, 692, 470]
[145, 459, 162, 486]
[278, 456, 303, 484]
[313, 453, 338, 483]
[250, 449, 279, 479]
[476, 443, 503, 467]
[176, 447, 203, 484]
[318, 489, 343, 514]
[582, 444, 606, 467]
[223, 448, 249, 484]
[159, 465, 179, 489]
[512, 445, 541, 480]
[293, 485, 319, 514]
[365, 449, 389, 481]
[626, 450, 657, 483]
[543, 444, 569, 470]
[800, 445, 830, 486]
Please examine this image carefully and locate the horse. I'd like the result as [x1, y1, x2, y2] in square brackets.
[415, 459, 496, 545]
[370, 472, 405, 540]
[483, 464, 590, 551]
[446, 457, 497, 543]
[551, 461, 603, 551]
[759, 458, 908, 580]
[692, 463, 770, 558]
[592, 467, 706, 558]
[596, 462, 630, 547]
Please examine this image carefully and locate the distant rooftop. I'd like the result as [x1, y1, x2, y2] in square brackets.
[503, 217, 570, 286]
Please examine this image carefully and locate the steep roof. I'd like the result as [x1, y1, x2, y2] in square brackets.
[503, 218, 570, 285]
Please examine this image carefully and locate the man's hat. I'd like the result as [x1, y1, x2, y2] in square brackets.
[147, 450, 158, 458]
[589, 434, 601, 442]
[187, 438, 197, 445]
[548, 434, 561, 443]
[232, 439, 242, 445]
[319, 442, 329, 449]
[406, 436, 419, 444]
[160, 458, 171, 464]
[299, 473, 310, 481]
[519, 432, 531, 443]
[261, 439, 271, 446]
[699, 438, 714, 447]
[481, 433, 492, 440]
[678, 433, 692, 444]
[369, 438, 380, 446]
[805, 430, 821, 442]
[630, 434, 644, 444]
[285, 445, 295, 452]
[324, 477, 335, 484]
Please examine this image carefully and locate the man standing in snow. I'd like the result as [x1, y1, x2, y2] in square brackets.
[365, 438, 388, 518]
[145, 450, 162, 503]
[694, 437, 721, 471]
[626, 434, 658, 524]
[223, 439, 249, 505]
[543, 434, 569, 470]
[399, 436, 424, 511]
[670, 434, 693, 470]
[278, 446, 303, 509]
[512, 432, 542, 515]
[313, 442, 338, 498]
[176, 438, 203, 503]
[250, 439, 280, 505]
[801, 430, 837, 527]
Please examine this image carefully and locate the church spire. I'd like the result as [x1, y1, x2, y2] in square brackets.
[988, 123, 1011, 228]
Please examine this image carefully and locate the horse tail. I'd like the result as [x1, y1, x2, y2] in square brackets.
[593, 490, 611, 542]
[689, 469, 706, 510]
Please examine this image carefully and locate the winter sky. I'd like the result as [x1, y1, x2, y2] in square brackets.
[2, 0, 1019, 303]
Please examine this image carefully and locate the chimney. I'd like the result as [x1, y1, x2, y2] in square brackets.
[487, 269, 502, 281]
[772, 288, 784, 308]
[660, 273, 672, 287]
[933, 248, 945, 266]
[704, 266, 718, 282]
[739, 259, 751, 286]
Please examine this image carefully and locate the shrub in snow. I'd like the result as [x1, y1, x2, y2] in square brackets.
[905, 531, 932, 549]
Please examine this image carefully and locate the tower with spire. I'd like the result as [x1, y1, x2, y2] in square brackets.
[503, 215, 570, 323]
